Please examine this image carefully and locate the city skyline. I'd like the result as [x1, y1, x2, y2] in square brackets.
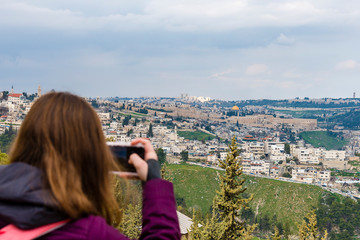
[1, 0, 360, 100]
[4, 85, 360, 101]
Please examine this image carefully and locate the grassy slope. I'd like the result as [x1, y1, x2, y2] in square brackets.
[178, 130, 215, 141]
[244, 175, 323, 233]
[168, 164, 326, 233]
[299, 131, 348, 150]
[168, 164, 220, 213]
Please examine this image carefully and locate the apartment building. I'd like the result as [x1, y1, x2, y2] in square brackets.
[242, 159, 270, 175]
[244, 142, 265, 159]
[292, 168, 317, 183]
[292, 167, 331, 184]
[8, 93, 23, 105]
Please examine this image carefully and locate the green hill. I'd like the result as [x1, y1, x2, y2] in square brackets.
[299, 131, 348, 150]
[177, 130, 215, 141]
[167, 164, 329, 233]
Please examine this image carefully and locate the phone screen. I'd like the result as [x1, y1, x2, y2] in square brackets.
[109, 145, 145, 172]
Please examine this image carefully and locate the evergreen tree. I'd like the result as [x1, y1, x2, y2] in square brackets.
[283, 222, 291, 240]
[298, 210, 328, 240]
[156, 148, 166, 166]
[134, 118, 139, 126]
[122, 115, 131, 126]
[285, 143, 291, 154]
[119, 203, 142, 239]
[106, 136, 116, 142]
[127, 129, 133, 137]
[1, 91, 9, 100]
[189, 209, 206, 240]
[211, 136, 256, 239]
[147, 123, 154, 138]
[0, 151, 9, 165]
[180, 150, 189, 162]
[160, 163, 171, 181]
[0, 125, 17, 153]
[270, 226, 281, 240]
[190, 207, 222, 240]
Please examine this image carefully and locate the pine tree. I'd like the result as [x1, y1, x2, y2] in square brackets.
[106, 136, 116, 142]
[180, 150, 189, 162]
[161, 163, 171, 181]
[191, 207, 222, 240]
[156, 148, 167, 166]
[189, 209, 205, 240]
[211, 136, 256, 239]
[119, 203, 142, 239]
[190, 136, 256, 239]
[0, 151, 9, 165]
[283, 222, 291, 240]
[298, 210, 328, 240]
[270, 226, 281, 240]
[147, 123, 153, 138]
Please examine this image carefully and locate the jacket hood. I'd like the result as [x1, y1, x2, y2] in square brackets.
[0, 162, 68, 229]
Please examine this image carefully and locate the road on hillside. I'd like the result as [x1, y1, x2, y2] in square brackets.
[187, 162, 359, 200]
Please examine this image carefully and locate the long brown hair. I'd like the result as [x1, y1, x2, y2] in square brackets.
[10, 92, 120, 223]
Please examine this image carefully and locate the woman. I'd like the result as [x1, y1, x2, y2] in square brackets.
[0, 92, 180, 239]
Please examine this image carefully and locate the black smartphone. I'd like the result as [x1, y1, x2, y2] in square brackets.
[108, 142, 145, 173]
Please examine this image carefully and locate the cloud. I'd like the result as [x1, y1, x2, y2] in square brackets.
[245, 64, 269, 75]
[276, 33, 295, 45]
[1, 0, 360, 100]
[283, 69, 302, 78]
[0, 55, 41, 68]
[335, 60, 360, 70]
[277, 80, 312, 90]
[1, 0, 360, 32]
[211, 69, 235, 79]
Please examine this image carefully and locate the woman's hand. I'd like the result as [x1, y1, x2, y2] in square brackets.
[128, 138, 159, 182]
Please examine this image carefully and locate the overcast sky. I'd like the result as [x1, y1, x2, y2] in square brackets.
[1, 0, 360, 100]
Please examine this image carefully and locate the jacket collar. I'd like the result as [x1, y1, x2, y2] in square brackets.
[0, 162, 68, 229]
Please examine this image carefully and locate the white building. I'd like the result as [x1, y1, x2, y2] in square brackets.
[317, 170, 331, 184]
[292, 168, 317, 183]
[97, 112, 110, 121]
[220, 152, 228, 161]
[292, 167, 331, 184]
[207, 154, 218, 164]
[110, 121, 119, 130]
[323, 150, 346, 161]
[8, 93, 23, 104]
[244, 142, 265, 159]
[242, 159, 270, 175]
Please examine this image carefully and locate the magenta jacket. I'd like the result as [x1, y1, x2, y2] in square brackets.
[0, 163, 181, 239]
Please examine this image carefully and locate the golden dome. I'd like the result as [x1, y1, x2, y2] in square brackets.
[232, 105, 239, 111]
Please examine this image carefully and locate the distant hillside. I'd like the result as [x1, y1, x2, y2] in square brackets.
[209, 99, 360, 109]
[299, 131, 348, 150]
[328, 109, 360, 129]
[167, 164, 328, 234]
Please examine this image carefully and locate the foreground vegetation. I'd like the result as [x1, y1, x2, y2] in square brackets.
[189, 137, 256, 239]
[168, 163, 360, 239]
[0, 125, 16, 153]
[168, 163, 325, 234]
[299, 131, 348, 150]
[0, 151, 8, 165]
